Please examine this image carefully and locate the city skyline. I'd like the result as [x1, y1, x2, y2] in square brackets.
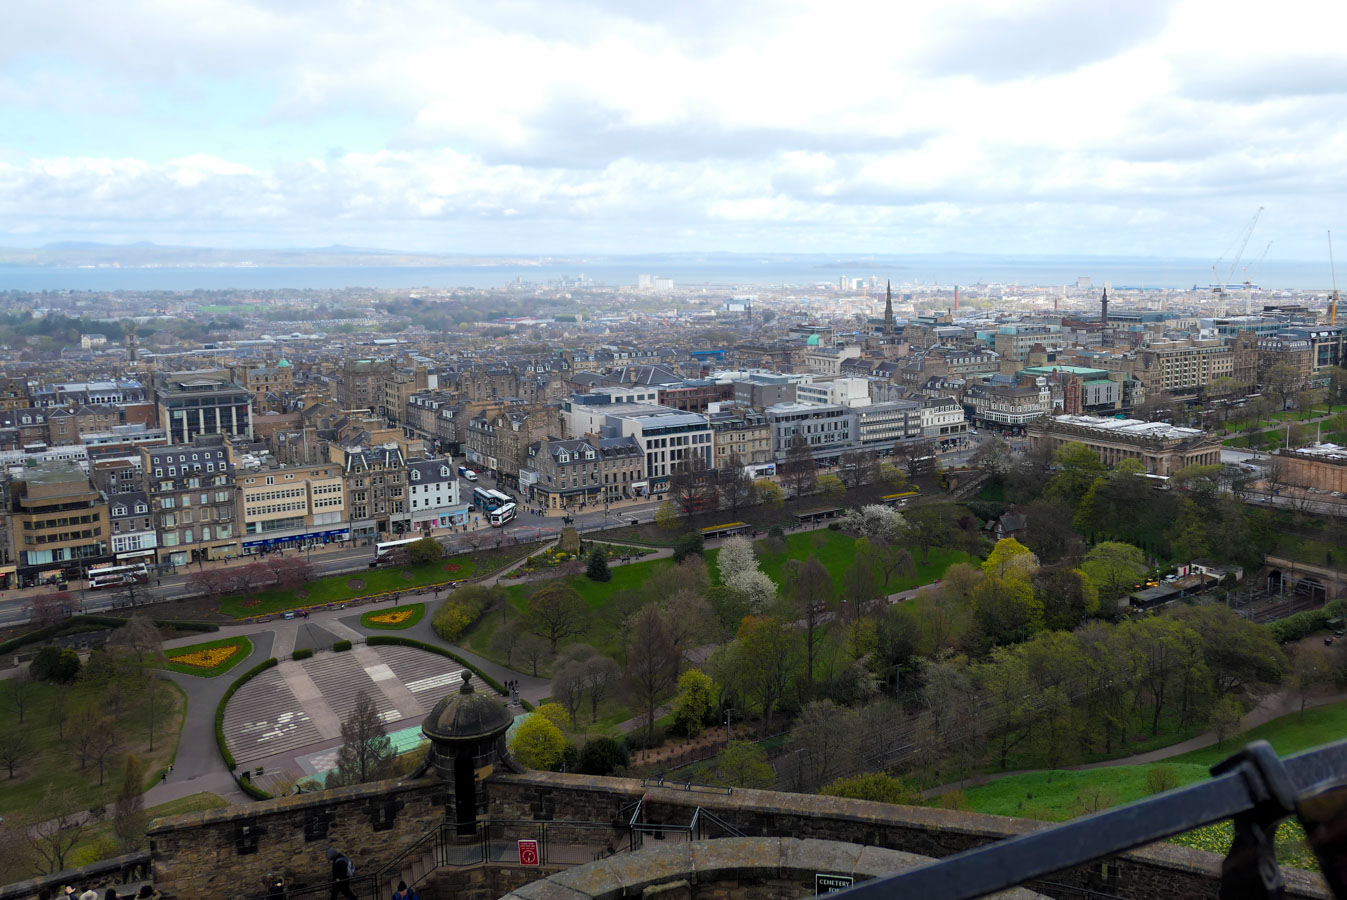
[3, 0, 1347, 259]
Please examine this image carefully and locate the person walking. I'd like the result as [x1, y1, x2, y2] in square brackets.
[391, 880, 419, 900]
[325, 848, 358, 900]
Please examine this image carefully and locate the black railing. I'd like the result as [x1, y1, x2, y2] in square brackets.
[835, 738, 1347, 900]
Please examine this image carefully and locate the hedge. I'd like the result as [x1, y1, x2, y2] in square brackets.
[215, 657, 279, 771]
[366, 635, 507, 696]
[1268, 610, 1330, 643]
[237, 775, 273, 801]
[333, 640, 353, 652]
[0, 614, 217, 656]
[292, 648, 314, 660]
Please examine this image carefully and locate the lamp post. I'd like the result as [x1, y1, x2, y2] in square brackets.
[724, 708, 735, 748]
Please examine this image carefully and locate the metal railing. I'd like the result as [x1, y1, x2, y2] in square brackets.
[834, 738, 1347, 900]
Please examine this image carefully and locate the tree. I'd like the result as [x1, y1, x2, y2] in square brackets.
[716, 535, 776, 610]
[654, 500, 681, 531]
[1290, 645, 1331, 718]
[669, 456, 717, 523]
[578, 737, 629, 776]
[112, 754, 149, 851]
[490, 623, 521, 666]
[816, 473, 845, 500]
[1080, 541, 1148, 605]
[785, 557, 834, 689]
[822, 772, 920, 804]
[20, 786, 90, 874]
[516, 634, 549, 677]
[672, 532, 705, 562]
[1325, 365, 1347, 413]
[970, 437, 1013, 480]
[905, 504, 954, 565]
[971, 574, 1043, 647]
[841, 553, 880, 623]
[29, 591, 76, 627]
[721, 452, 756, 517]
[1047, 442, 1106, 508]
[786, 699, 861, 792]
[0, 730, 35, 779]
[582, 655, 620, 723]
[893, 439, 938, 481]
[1209, 695, 1244, 747]
[1264, 362, 1302, 410]
[585, 548, 611, 582]
[510, 714, 566, 770]
[623, 604, 679, 742]
[551, 664, 586, 722]
[86, 714, 120, 786]
[781, 432, 816, 498]
[30, 645, 81, 683]
[673, 668, 717, 737]
[838, 504, 907, 544]
[407, 536, 444, 565]
[754, 479, 785, 509]
[525, 581, 590, 652]
[981, 537, 1039, 580]
[535, 701, 572, 732]
[723, 616, 800, 731]
[712, 741, 775, 789]
[1032, 565, 1099, 631]
[8, 670, 33, 725]
[109, 615, 163, 677]
[329, 689, 394, 786]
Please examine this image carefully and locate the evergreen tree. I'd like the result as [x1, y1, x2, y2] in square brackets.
[586, 548, 611, 582]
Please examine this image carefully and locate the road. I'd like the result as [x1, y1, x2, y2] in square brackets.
[0, 486, 666, 627]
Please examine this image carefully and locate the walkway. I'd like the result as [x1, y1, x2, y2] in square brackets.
[919, 688, 1347, 799]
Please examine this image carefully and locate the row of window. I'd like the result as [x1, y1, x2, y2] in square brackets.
[161, 524, 232, 546]
[24, 527, 102, 545]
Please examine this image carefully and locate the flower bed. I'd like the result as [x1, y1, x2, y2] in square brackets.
[360, 603, 426, 630]
[163, 637, 254, 677]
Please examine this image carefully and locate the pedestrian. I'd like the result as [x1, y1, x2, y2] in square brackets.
[104, 889, 120, 900]
[326, 848, 358, 900]
[391, 879, 419, 900]
[267, 874, 287, 896]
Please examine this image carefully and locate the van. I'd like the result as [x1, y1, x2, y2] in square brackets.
[457, 466, 478, 482]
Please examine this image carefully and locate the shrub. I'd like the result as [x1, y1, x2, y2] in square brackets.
[623, 726, 666, 751]
[1145, 764, 1181, 795]
[822, 773, 920, 805]
[432, 585, 501, 642]
[586, 549, 611, 582]
[333, 640, 353, 652]
[937, 789, 970, 811]
[31, 644, 81, 683]
[578, 737, 630, 776]
[292, 648, 314, 661]
[1268, 610, 1328, 643]
[673, 532, 705, 562]
[510, 715, 566, 769]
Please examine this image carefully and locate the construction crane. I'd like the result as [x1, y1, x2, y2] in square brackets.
[1212, 206, 1264, 303]
[1242, 240, 1272, 314]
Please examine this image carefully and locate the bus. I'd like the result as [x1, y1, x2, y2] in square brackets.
[87, 562, 150, 590]
[372, 537, 422, 565]
[472, 487, 512, 511]
[489, 502, 517, 527]
[743, 462, 777, 479]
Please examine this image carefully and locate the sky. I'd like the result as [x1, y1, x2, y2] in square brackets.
[2, 0, 1346, 259]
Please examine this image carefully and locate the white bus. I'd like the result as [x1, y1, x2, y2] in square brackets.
[87, 562, 150, 590]
[744, 462, 777, 479]
[489, 502, 517, 527]
[372, 536, 422, 565]
[472, 487, 512, 511]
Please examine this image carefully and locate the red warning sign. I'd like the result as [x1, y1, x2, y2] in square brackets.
[518, 839, 540, 866]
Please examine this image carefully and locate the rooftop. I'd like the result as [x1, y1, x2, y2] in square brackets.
[1048, 415, 1205, 441]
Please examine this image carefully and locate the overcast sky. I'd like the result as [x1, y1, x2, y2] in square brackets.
[2, 0, 1345, 259]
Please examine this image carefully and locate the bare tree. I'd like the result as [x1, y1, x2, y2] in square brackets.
[516, 634, 549, 677]
[669, 455, 718, 524]
[720, 452, 755, 518]
[0, 731, 36, 779]
[893, 439, 938, 481]
[87, 715, 120, 786]
[328, 690, 393, 786]
[583, 655, 621, 724]
[47, 685, 70, 740]
[524, 581, 590, 652]
[112, 754, 149, 851]
[28, 591, 76, 627]
[489, 623, 522, 666]
[9, 670, 33, 725]
[780, 432, 816, 498]
[21, 786, 90, 874]
[784, 558, 834, 692]
[623, 604, 679, 742]
[550, 664, 586, 722]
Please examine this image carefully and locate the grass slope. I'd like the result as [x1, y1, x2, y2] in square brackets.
[221, 557, 477, 616]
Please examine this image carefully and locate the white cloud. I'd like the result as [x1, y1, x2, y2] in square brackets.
[1, 0, 1346, 255]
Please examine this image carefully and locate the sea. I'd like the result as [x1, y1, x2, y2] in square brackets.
[0, 256, 1332, 293]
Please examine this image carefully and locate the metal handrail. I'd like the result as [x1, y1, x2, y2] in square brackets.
[835, 738, 1347, 900]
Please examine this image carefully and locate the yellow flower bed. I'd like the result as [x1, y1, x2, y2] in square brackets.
[169, 645, 239, 669]
[368, 609, 415, 625]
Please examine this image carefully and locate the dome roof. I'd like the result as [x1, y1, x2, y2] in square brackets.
[422, 671, 514, 743]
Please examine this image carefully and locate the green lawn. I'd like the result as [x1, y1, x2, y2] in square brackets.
[1274, 534, 1347, 569]
[1168, 700, 1347, 767]
[220, 556, 480, 616]
[161, 636, 254, 677]
[68, 791, 229, 868]
[0, 676, 187, 825]
[360, 602, 426, 630]
[709, 530, 974, 599]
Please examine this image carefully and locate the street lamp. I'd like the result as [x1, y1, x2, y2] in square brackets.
[724, 708, 735, 747]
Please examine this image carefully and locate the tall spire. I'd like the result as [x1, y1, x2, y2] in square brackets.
[1101, 286, 1109, 324]
[884, 280, 894, 335]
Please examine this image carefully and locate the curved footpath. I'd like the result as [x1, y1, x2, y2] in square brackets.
[919, 687, 1347, 800]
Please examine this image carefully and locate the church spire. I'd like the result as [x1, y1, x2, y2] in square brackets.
[884, 280, 894, 335]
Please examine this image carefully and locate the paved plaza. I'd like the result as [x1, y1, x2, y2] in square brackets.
[222, 644, 495, 787]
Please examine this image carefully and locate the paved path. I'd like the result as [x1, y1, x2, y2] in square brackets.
[920, 688, 1347, 799]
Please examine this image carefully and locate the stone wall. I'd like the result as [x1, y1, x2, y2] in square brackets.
[145, 768, 1331, 900]
[147, 778, 452, 898]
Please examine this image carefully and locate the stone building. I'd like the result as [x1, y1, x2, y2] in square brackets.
[1276, 443, 1347, 493]
[153, 371, 253, 444]
[237, 459, 350, 553]
[708, 407, 773, 467]
[523, 435, 644, 509]
[1028, 415, 1220, 476]
[406, 457, 468, 531]
[337, 444, 407, 540]
[141, 436, 241, 565]
[1134, 339, 1234, 397]
[10, 460, 111, 586]
[338, 357, 395, 412]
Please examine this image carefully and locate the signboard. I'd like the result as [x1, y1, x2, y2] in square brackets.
[518, 839, 540, 867]
[815, 874, 854, 895]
